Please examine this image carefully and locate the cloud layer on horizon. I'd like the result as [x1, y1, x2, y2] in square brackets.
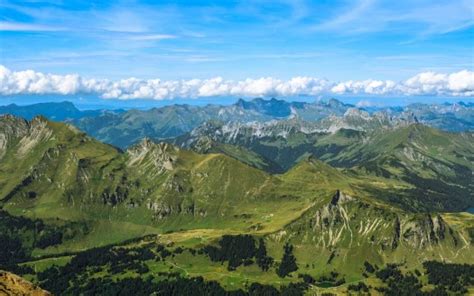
[0, 65, 473, 100]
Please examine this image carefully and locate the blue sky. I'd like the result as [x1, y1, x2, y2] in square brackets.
[0, 0, 473, 104]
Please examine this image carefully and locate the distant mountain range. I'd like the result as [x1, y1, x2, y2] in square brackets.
[0, 101, 114, 121]
[1, 98, 473, 149]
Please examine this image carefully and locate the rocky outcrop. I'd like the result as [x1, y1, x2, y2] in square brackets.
[0, 270, 51, 296]
[126, 139, 178, 174]
[0, 116, 55, 156]
[0, 115, 30, 138]
[147, 199, 206, 220]
[0, 115, 43, 160]
[16, 117, 53, 157]
[101, 183, 129, 206]
[275, 190, 460, 251]
[399, 214, 451, 248]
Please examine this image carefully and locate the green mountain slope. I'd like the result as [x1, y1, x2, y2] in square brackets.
[1, 115, 473, 295]
[0, 116, 272, 223]
[0, 115, 308, 242]
[176, 121, 474, 212]
[334, 125, 474, 212]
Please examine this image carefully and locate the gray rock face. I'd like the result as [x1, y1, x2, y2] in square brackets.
[127, 139, 178, 174]
[273, 190, 460, 252]
[398, 214, 450, 248]
[0, 115, 64, 160]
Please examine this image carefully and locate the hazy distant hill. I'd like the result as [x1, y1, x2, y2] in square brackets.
[0, 101, 116, 121]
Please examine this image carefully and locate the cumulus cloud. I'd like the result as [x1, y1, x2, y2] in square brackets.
[0, 65, 473, 100]
[402, 70, 474, 96]
[331, 79, 397, 95]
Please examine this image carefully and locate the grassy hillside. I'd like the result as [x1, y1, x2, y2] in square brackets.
[177, 122, 474, 212]
[1, 115, 473, 295]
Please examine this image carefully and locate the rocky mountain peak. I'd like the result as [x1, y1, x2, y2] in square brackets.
[30, 115, 50, 130]
[132, 138, 179, 155]
[0, 115, 54, 159]
[234, 98, 246, 107]
[343, 108, 370, 119]
[327, 98, 345, 108]
[232, 97, 293, 117]
[0, 114, 30, 136]
[127, 139, 179, 171]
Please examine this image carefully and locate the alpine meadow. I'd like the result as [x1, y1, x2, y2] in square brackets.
[0, 1, 473, 295]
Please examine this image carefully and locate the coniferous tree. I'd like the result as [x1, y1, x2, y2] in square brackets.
[277, 243, 298, 278]
[256, 238, 273, 271]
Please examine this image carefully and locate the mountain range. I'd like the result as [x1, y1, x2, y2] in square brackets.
[1, 98, 473, 149]
[0, 98, 473, 295]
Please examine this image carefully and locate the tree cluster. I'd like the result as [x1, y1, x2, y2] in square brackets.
[0, 210, 82, 274]
[363, 261, 375, 273]
[37, 245, 156, 294]
[347, 282, 369, 292]
[34, 241, 308, 295]
[374, 261, 474, 296]
[276, 243, 298, 278]
[423, 261, 473, 294]
[203, 235, 273, 271]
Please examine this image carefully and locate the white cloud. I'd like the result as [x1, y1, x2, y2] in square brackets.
[0, 65, 473, 100]
[331, 79, 397, 95]
[402, 70, 474, 96]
